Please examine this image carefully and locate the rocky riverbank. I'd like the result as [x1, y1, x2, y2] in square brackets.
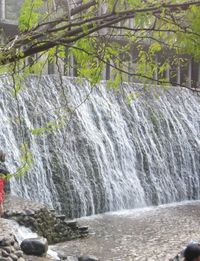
[3, 196, 89, 244]
[0, 195, 94, 261]
[2, 196, 199, 260]
[0, 218, 53, 261]
[51, 201, 200, 261]
[0, 233, 26, 261]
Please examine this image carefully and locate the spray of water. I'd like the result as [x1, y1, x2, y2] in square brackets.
[0, 75, 199, 218]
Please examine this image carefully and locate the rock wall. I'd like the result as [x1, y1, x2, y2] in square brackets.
[4, 196, 88, 244]
[0, 233, 25, 261]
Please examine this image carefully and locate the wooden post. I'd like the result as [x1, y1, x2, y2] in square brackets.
[1, 0, 5, 20]
[177, 61, 181, 86]
[69, 55, 74, 77]
[154, 55, 158, 84]
[128, 61, 132, 83]
[165, 67, 170, 82]
[188, 59, 192, 89]
[129, 18, 134, 29]
[106, 62, 110, 80]
[198, 63, 200, 83]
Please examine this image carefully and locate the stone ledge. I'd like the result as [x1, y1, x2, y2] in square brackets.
[3, 196, 89, 244]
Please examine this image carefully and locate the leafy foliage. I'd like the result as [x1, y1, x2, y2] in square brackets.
[19, 0, 45, 31]
[0, 0, 198, 90]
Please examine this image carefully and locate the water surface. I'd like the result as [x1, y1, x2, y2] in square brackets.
[53, 201, 200, 260]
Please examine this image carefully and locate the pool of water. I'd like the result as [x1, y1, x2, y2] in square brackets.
[52, 201, 200, 260]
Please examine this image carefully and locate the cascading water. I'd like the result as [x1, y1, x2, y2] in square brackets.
[0, 75, 200, 218]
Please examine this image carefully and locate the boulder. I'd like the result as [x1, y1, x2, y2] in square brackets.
[1, 250, 9, 257]
[65, 221, 78, 229]
[20, 237, 48, 257]
[0, 236, 15, 247]
[56, 215, 66, 221]
[65, 257, 79, 261]
[78, 226, 88, 232]
[78, 256, 99, 261]
[9, 254, 17, 261]
[14, 250, 24, 258]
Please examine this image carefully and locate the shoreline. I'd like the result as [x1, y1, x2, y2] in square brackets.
[52, 200, 200, 260]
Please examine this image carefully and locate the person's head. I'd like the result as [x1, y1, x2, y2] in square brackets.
[184, 243, 200, 261]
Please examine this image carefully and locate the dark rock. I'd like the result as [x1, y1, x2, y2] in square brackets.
[20, 237, 48, 256]
[78, 256, 98, 261]
[65, 257, 79, 261]
[0, 237, 14, 247]
[0, 239, 8, 247]
[78, 226, 89, 232]
[1, 250, 9, 257]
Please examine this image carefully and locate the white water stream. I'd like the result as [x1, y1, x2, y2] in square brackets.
[8, 220, 60, 260]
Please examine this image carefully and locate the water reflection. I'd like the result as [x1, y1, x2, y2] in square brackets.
[53, 201, 200, 260]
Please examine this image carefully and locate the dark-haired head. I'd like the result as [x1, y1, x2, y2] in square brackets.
[184, 244, 200, 261]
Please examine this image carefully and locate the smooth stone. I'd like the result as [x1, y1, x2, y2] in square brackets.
[0, 258, 13, 261]
[0, 239, 10, 247]
[20, 237, 48, 257]
[56, 215, 66, 220]
[1, 246, 14, 254]
[78, 256, 98, 261]
[9, 254, 18, 261]
[24, 210, 35, 216]
[14, 250, 24, 258]
[1, 249, 10, 257]
[64, 221, 78, 229]
[78, 226, 88, 232]
[65, 257, 79, 261]
[17, 258, 25, 261]
[13, 243, 20, 251]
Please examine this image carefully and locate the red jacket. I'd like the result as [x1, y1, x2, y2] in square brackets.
[0, 178, 5, 204]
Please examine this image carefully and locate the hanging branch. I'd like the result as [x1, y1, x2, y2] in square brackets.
[0, 0, 200, 65]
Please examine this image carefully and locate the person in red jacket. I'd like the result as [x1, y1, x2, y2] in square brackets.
[0, 151, 9, 217]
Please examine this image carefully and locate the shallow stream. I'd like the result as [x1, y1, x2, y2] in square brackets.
[53, 201, 200, 260]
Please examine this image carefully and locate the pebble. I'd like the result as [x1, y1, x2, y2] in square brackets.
[14, 251, 24, 258]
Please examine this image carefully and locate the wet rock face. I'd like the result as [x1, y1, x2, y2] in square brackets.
[0, 234, 25, 261]
[4, 196, 89, 244]
[20, 238, 48, 257]
[4, 208, 89, 244]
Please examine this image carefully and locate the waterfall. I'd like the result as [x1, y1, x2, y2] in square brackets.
[0, 75, 200, 218]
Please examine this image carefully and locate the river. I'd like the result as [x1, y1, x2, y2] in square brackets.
[52, 201, 200, 260]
